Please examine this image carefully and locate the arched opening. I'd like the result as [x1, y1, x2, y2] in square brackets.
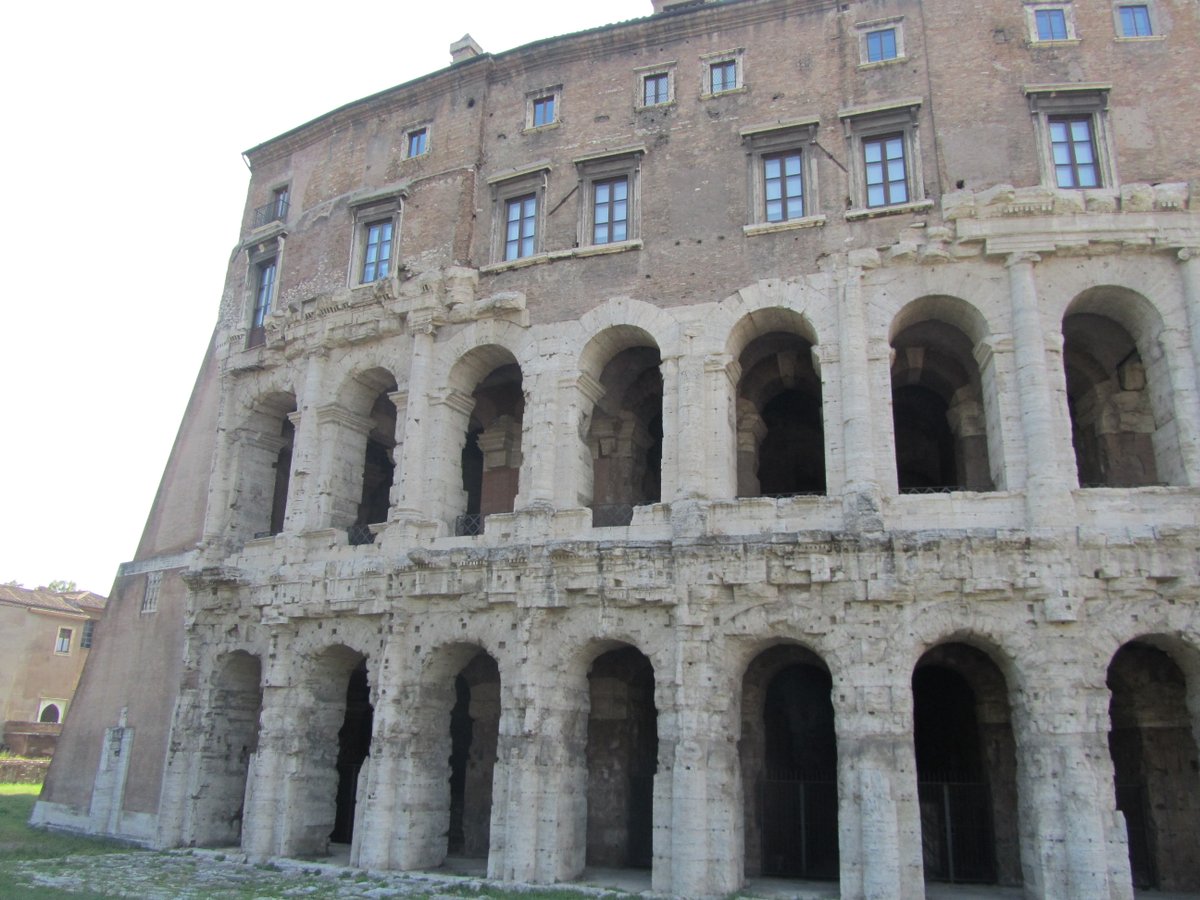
[330, 660, 373, 845]
[740, 644, 838, 880]
[232, 391, 297, 543]
[913, 644, 1020, 886]
[585, 646, 658, 869]
[192, 651, 263, 848]
[1107, 641, 1200, 890]
[732, 313, 825, 498]
[38, 704, 61, 724]
[352, 375, 398, 543]
[447, 651, 500, 859]
[455, 358, 523, 536]
[1063, 287, 1178, 487]
[584, 335, 663, 527]
[890, 301, 994, 493]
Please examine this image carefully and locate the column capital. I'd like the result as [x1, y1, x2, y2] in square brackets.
[1005, 251, 1042, 268]
[1176, 246, 1200, 263]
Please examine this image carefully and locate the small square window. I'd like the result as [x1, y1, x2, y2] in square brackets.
[54, 627, 72, 654]
[361, 220, 394, 282]
[1118, 4, 1152, 36]
[710, 59, 737, 94]
[505, 194, 538, 260]
[533, 95, 555, 127]
[644, 72, 670, 106]
[1036, 8, 1068, 39]
[406, 127, 428, 158]
[866, 28, 898, 62]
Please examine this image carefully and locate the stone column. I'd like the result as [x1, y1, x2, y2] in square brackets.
[1005, 252, 1075, 526]
[672, 332, 707, 500]
[283, 352, 327, 532]
[973, 335, 1025, 491]
[312, 403, 373, 530]
[735, 399, 766, 497]
[226, 428, 289, 544]
[833, 672, 924, 900]
[658, 354, 681, 502]
[386, 390, 408, 511]
[838, 261, 884, 531]
[553, 373, 605, 510]
[394, 318, 438, 520]
[1011, 659, 1133, 899]
[514, 368, 557, 509]
[1171, 247, 1200, 484]
[702, 353, 740, 499]
[241, 683, 290, 862]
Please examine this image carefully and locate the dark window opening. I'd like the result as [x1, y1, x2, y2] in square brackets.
[39, 704, 61, 724]
[330, 661, 373, 844]
[269, 416, 295, 536]
[447, 653, 500, 858]
[457, 364, 523, 535]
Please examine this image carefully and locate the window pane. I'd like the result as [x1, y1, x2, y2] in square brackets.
[1077, 164, 1098, 188]
[1120, 5, 1151, 36]
[595, 224, 609, 244]
[595, 183, 610, 204]
[1036, 9, 1067, 40]
[868, 184, 886, 207]
[864, 142, 882, 164]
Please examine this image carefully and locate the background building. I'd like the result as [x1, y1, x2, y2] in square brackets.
[36, 0, 1200, 897]
[0, 585, 106, 758]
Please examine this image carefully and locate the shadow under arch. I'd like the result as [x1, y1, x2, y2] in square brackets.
[1107, 635, 1200, 891]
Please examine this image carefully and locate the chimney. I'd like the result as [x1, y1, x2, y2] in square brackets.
[450, 34, 484, 65]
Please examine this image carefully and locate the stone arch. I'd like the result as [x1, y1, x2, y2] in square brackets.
[442, 345, 524, 535]
[1062, 285, 1181, 486]
[38, 703, 61, 724]
[578, 326, 663, 525]
[911, 640, 1022, 886]
[727, 307, 825, 497]
[189, 650, 263, 848]
[327, 366, 400, 537]
[738, 640, 838, 881]
[575, 297, 684, 363]
[889, 296, 997, 492]
[230, 390, 297, 543]
[1106, 635, 1200, 891]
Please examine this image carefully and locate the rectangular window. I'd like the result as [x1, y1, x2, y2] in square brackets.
[406, 128, 428, 157]
[252, 258, 276, 329]
[532, 95, 555, 127]
[54, 627, 72, 654]
[1049, 116, 1099, 187]
[141, 571, 161, 615]
[864, 134, 909, 207]
[81, 620, 95, 649]
[710, 59, 737, 94]
[272, 186, 289, 221]
[1118, 4, 1152, 36]
[505, 194, 537, 260]
[866, 28, 898, 62]
[763, 152, 805, 222]
[592, 177, 629, 244]
[361, 220, 393, 282]
[1035, 8, 1068, 40]
[643, 72, 670, 106]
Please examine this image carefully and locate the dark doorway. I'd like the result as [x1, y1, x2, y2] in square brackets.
[1108, 642, 1200, 891]
[269, 415, 295, 535]
[447, 653, 500, 858]
[330, 661, 373, 844]
[586, 646, 658, 869]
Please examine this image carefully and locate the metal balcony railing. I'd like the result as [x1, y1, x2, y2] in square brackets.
[899, 485, 964, 495]
[347, 523, 377, 546]
[252, 198, 289, 228]
[591, 503, 634, 527]
[455, 513, 486, 537]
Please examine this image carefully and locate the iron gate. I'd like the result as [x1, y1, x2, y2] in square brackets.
[759, 775, 839, 879]
[917, 779, 996, 883]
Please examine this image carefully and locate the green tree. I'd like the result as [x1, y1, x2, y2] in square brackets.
[46, 580, 77, 593]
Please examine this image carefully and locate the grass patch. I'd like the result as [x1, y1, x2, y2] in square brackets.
[0, 792, 135, 860]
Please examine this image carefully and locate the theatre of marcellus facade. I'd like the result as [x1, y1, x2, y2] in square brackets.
[35, 0, 1200, 897]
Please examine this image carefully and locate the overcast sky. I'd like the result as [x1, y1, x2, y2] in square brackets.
[0, 0, 651, 594]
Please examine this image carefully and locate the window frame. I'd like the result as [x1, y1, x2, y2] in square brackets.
[54, 627, 73, 655]
[347, 185, 405, 288]
[245, 236, 282, 349]
[141, 571, 161, 615]
[741, 118, 825, 235]
[1024, 2, 1079, 44]
[360, 218, 395, 283]
[1113, 2, 1160, 39]
[575, 147, 644, 250]
[504, 194, 538, 261]
[81, 619, 95, 649]
[636, 62, 676, 109]
[271, 185, 290, 222]
[1025, 83, 1117, 191]
[700, 48, 745, 99]
[839, 98, 931, 220]
[404, 125, 430, 159]
[855, 17, 906, 66]
[487, 163, 550, 266]
[525, 86, 562, 131]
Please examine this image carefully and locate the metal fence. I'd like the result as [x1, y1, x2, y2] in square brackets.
[759, 775, 839, 879]
[591, 503, 634, 527]
[917, 779, 996, 883]
[455, 513, 486, 536]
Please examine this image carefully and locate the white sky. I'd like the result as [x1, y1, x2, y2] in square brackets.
[0, 0, 651, 594]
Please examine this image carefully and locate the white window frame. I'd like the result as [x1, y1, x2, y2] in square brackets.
[348, 186, 405, 287]
[54, 627, 73, 654]
[1112, 1, 1162, 40]
[700, 48, 745, 99]
[141, 571, 162, 615]
[525, 86, 562, 131]
[635, 62, 676, 110]
[1024, 83, 1117, 190]
[741, 118, 826, 235]
[487, 162, 550, 266]
[38, 699, 67, 723]
[1025, 2, 1079, 44]
[839, 98, 932, 220]
[855, 17, 906, 67]
[403, 124, 431, 159]
[575, 147, 644, 250]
